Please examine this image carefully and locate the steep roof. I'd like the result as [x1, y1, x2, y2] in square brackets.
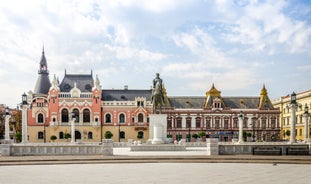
[223, 97, 260, 109]
[33, 48, 51, 94]
[102, 89, 152, 101]
[169, 97, 205, 108]
[59, 72, 93, 92]
[168, 96, 260, 109]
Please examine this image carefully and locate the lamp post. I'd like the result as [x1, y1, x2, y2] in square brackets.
[188, 126, 191, 142]
[238, 111, 244, 144]
[4, 106, 11, 142]
[289, 92, 298, 144]
[118, 121, 120, 142]
[70, 112, 76, 144]
[43, 118, 46, 143]
[304, 104, 309, 143]
[21, 93, 28, 144]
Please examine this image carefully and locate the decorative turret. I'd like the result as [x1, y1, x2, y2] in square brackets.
[92, 75, 101, 91]
[33, 47, 51, 94]
[204, 84, 226, 108]
[258, 84, 273, 109]
[50, 74, 60, 91]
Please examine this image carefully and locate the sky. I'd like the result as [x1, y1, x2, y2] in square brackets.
[0, 0, 311, 108]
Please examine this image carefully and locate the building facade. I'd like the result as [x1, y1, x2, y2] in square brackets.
[272, 90, 311, 141]
[162, 84, 280, 142]
[26, 50, 280, 143]
[27, 49, 152, 143]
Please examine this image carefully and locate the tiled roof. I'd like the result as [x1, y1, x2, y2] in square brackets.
[59, 73, 93, 92]
[169, 97, 205, 108]
[168, 96, 260, 109]
[33, 74, 51, 94]
[102, 89, 152, 101]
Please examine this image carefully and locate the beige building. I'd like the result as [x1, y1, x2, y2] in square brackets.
[272, 90, 311, 141]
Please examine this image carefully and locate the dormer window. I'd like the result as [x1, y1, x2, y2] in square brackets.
[136, 98, 145, 107]
[212, 98, 222, 109]
[85, 84, 92, 91]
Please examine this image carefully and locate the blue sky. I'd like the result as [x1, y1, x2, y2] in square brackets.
[0, 0, 311, 108]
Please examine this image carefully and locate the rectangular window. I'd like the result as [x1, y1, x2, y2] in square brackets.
[206, 118, 210, 128]
[224, 119, 229, 129]
[177, 118, 182, 128]
[196, 118, 201, 128]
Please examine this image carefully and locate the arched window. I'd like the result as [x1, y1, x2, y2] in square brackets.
[138, 113, 144, 123]
[72, 109, 79, 122]
[61, 109, 69, 122]
[59, 132, 64, 139]
[37, 113, 44, 123]
[120, 131, 125, 139]
[38, 132, 44, 139]
[88, 132, 93, 139]
[119, 114, 125, 123]
[105, 114, 111, 123]
[83, 109, 90, 123]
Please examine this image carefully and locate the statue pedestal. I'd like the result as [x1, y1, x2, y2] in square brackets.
[149, 114, 167, 144]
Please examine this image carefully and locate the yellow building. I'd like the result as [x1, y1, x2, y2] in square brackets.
[272, 90, 311, 141]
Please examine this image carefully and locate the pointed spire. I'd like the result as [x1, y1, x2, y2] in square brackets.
[34, 48, 51, 94]
[260, 83, 268, 96]
[93, 74, 101, 91]
[39, 46, 48, 74]
[206, 83, 221, 97]
[50, 74, 60, 91]
[258, 84, 272, 109]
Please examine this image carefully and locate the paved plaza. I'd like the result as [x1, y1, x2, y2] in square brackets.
[0, 162, 310, 184]
[0, 147, 311, 184]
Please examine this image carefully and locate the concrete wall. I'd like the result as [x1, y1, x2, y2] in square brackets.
[0, 139, 113, 156]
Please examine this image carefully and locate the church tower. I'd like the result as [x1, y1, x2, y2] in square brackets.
[33, 47, 51, 94]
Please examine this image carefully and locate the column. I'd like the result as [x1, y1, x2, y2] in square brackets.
[71, 117, 75, 143]
[290, 104, 297, 144]
[5, 114, 11, 141]
[304, 114, 309, 142]
[238, 112, 244, 144]
[21, 105, 28, 144]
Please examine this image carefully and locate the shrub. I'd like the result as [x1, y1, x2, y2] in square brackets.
[104, 131, 113, 139]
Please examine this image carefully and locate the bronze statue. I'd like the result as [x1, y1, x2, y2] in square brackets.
[152, 73, 164, 113]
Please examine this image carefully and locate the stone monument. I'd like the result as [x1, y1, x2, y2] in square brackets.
[150, 73, 166, 144]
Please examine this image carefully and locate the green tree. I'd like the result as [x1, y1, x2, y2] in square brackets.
[15, 132, 22, 143]
[198, 131, 206, 138]
[64, 133, 71, 139]
[192, 133, 199, 139]
[50, 135, 57, 141]
[104, 131, 113, 139]
[285, 130, 290, 137]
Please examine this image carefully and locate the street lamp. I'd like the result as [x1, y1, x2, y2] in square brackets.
[291, 92, 296, 104]
[118, 121, 120, 142]
[304, 104, 309, 143]
[43, 118, 46, 143]
[21, 93, 28, 144]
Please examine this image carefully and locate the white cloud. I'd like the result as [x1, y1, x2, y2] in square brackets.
[104, 44, 166, 61]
